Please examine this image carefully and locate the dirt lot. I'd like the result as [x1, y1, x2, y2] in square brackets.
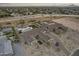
[20, 18, 79, 56]
[53, 17, 79, 32]
[1, 15, 79, 56]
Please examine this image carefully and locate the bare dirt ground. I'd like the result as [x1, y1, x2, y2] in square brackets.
[53, 17, 79, 32]
[1, 15, 79, 56]
[52, 17, 79, 55]
[18, 16, 79, 56]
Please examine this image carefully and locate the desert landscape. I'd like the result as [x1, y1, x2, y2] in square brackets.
[0, 4, 79, 56]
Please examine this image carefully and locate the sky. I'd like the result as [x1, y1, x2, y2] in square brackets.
[0, 3, 79, 7]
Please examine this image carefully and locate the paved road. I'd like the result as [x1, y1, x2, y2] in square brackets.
[12, 43, 26, 56]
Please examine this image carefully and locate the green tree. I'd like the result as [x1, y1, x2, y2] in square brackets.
[12, 26, 19, 39]
[19, 20, 25, 27]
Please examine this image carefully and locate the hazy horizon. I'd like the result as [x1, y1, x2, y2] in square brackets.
[0, 3, 79, 7]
